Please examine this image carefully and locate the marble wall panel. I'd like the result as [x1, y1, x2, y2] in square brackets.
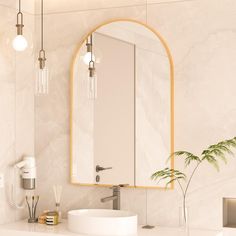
[1, 0, 235, 230]
[0, 2, 35, 224]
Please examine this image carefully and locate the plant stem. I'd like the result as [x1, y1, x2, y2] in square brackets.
[184, 161, 201, 197]
[176, 178, 185, 197]
[182, 161, 201, 224]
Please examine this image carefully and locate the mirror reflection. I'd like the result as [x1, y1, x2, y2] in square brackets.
[71, 20, 173, 188]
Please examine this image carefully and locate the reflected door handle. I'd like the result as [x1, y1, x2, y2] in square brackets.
[110, 184, 129, 189]
[96, 165, 112, 172]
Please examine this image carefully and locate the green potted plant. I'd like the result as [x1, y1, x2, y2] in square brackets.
[151, 137, 236, 228]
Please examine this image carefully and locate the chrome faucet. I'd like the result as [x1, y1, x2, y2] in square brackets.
[101, 184, 128, 210]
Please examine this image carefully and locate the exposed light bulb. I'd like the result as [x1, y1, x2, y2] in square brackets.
[13, 0, 28, 52]
[83, 52, 95, 65]
[12, 35, 28, 51]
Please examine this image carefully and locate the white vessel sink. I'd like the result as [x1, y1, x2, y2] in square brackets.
[68, 209, 138, 235]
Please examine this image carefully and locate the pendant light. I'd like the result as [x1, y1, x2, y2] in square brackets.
[83, 36, 95, 65]
[87, 34, 97, 99]
[12, 0, 28, 51]
[35, 0, 49, 95]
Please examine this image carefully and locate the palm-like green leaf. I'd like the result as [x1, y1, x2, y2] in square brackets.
[169, 151, 201, 167]
[202, 154, 219, 171]
[201, 137, 236, 170]
[151, 136, 236, 205]
[151, 168, 186, 187]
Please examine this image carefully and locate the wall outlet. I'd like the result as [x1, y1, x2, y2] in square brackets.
[0, 174, 4, 188]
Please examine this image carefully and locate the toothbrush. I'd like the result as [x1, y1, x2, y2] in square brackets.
[32, 196, 35, 219]
[26, 196, 32, 219]
[33, 196, 39, 219]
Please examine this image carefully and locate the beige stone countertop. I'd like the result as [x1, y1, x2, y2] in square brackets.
[0, 220, 224, 236]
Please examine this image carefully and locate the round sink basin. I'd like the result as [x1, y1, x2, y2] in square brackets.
[68, 209, 138, 235]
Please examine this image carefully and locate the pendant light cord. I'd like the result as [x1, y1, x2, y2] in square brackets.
[89, 34, 95, 69]
[38, 0, 46, 69]
[17, 0, 23, 25]
[90, 34, 93, 62]
[41, 0, 44, 51]
[19, 0, 21, 12]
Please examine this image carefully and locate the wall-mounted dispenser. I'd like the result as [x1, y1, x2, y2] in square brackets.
[14, 156, 36, 190]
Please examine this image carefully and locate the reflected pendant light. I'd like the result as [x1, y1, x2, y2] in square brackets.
[87, 34, 97, 100]
[12, 0, 28, 51]
[35, 0, 49, 95]
[83, 36, 95, 65]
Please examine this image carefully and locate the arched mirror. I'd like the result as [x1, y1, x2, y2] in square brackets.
[70, 19, 174, 189]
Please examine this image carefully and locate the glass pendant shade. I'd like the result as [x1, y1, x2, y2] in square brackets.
[35, 0, 49, 96]
[88, 72, 97, 100]
[12, 35, 28, 51]
[35, 67, 49, 95]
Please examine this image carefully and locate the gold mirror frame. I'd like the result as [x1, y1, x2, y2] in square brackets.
[70, 19, 175, 190]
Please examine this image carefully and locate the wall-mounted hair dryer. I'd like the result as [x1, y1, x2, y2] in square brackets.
[14, 156, 36, 190]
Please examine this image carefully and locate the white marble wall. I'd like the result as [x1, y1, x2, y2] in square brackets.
[31, 0, 236, 231]
[0, 1, 35, 225]
[35, 0, 146, 220]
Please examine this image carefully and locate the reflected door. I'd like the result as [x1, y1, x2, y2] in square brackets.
[94, 33, 135, 185]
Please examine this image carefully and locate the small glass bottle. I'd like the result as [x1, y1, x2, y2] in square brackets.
[56, 203, 62, 223]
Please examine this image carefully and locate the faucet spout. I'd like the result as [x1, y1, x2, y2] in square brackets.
[101, 195, 118, 203]
[100, 185, 122, 210]
[101, 185, 128, 210]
